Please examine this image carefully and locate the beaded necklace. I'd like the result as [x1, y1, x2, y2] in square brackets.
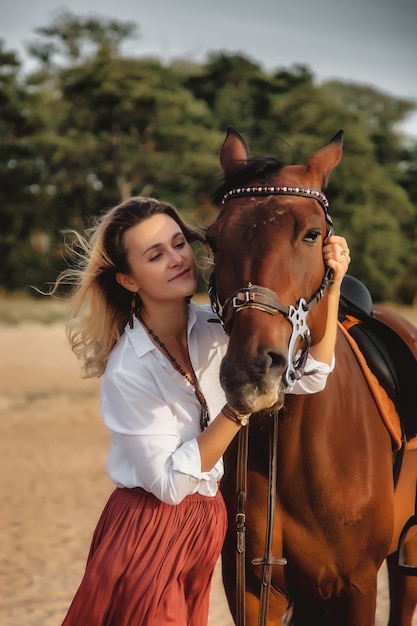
[137, 313, 209, 431]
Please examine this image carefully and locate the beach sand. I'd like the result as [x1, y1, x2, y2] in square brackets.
[0, 317, 416, 625]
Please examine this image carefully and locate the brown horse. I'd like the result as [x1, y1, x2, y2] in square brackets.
[206, 127, 417, 626]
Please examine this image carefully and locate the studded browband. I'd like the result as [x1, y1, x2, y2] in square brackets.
[221, 185, 333, 226]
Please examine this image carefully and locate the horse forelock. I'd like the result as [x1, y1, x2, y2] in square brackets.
[212, 156, 285, 206]
[207, 152, 329, 312]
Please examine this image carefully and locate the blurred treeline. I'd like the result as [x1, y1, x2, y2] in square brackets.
[1, 11, 417, 302]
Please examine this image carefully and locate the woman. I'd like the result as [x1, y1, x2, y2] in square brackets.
[61, 196, 350, 626]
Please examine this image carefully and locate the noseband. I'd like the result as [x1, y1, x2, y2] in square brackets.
[209, 185, 334, 387]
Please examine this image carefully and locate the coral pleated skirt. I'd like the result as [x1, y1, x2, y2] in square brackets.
[62, 487, 227, 626]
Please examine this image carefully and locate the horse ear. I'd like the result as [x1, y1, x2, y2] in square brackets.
[220, 126, 249, 174]
[305, 130, 344, 188]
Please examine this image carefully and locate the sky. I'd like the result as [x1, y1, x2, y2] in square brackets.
[1, 0, 417, 137]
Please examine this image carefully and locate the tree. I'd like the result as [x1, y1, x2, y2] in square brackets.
[185, 58, 417, 300]
[322, 81, 416, 167]
[395, 143, 417, 303]
[27, 9, 139, 67]
[26, 12, 223, 224]
[1, 12, 417, 301]
[0, 41, 62, 291]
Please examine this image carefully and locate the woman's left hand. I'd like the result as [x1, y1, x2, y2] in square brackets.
[323, 235, 350, 287]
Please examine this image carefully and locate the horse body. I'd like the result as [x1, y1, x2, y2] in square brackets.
[221, 344, 394, 625]
[207, 128, 417, 625]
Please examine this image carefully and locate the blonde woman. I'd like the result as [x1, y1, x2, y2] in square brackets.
[60, 196, 350, 625]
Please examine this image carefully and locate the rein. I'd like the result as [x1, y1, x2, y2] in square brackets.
[251, 411, 287, 625]
[235, 415, 289, 626]
[211, 184, 334, 625]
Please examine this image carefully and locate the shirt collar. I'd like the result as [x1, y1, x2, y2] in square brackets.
[124, 302, 199, 360]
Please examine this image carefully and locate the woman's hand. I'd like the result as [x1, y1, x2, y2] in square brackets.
[323, 235, 350, 288]
[308, 234, 350, 366]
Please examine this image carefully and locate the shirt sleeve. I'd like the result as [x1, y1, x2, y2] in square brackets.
[288, 353, 335, 395]
[101, 369, 212, 505]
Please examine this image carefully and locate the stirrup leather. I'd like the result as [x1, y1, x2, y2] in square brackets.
[398, 514, 417, 575]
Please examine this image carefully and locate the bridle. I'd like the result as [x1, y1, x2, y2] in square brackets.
[209, 275, 333, 387]
[209, 185, 334, 387]
[209, 184, 335, 626]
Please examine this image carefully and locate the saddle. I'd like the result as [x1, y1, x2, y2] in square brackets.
[338, 275, 417, 443]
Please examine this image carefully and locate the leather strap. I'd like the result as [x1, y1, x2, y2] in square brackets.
[251, 412, 287, 625]
[236, 425, 249, 626]
[235, 413, 287, 626]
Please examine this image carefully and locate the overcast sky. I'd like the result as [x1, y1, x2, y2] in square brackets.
[1, 0, 416, 136]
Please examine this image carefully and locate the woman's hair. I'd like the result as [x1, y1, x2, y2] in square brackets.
[57, 197, 204, 378]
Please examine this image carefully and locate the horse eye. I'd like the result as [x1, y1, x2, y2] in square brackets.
[303, 230, 321, 244]
[303, 231, 319, 243]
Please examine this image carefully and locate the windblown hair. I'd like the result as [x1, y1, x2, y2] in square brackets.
[56, 197, 204, 378]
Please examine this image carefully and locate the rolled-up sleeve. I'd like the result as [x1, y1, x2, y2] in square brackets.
[102, 369, 210, 505]
[289, 354, 335, 395]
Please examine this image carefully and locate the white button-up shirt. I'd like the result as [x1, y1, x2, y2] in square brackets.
[101, 303, 334, 505]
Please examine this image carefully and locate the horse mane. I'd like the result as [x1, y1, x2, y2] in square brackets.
[211, 156, 285, 206]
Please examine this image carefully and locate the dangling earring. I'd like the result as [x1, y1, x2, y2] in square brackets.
[129, 292, 137, 329]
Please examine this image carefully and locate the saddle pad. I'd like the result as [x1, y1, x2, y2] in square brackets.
[339, 319, 402, 450]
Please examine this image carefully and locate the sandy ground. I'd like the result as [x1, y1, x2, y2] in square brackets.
[1, 310, 416, 625]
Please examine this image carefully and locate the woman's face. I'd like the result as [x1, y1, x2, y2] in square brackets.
[117, 213, 197, 305]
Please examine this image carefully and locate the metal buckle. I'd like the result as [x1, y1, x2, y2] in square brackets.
[233, 290, 252, 308]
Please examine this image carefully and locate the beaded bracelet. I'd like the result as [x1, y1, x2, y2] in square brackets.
[221, 403, 250, 427]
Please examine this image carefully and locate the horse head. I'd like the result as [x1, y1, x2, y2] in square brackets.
[206, 127, 343, 414]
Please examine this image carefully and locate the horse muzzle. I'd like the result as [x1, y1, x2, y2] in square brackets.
[220, 349, 288, 414]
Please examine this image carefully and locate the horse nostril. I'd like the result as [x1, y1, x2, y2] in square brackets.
[250, 349, 286, 376]
[267, 350, 287, 371]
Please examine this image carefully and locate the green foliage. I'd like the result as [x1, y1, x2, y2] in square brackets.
[1, 13, 417, 304]
[0, 41, 64, 290]
[28, 9, 139, 65]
